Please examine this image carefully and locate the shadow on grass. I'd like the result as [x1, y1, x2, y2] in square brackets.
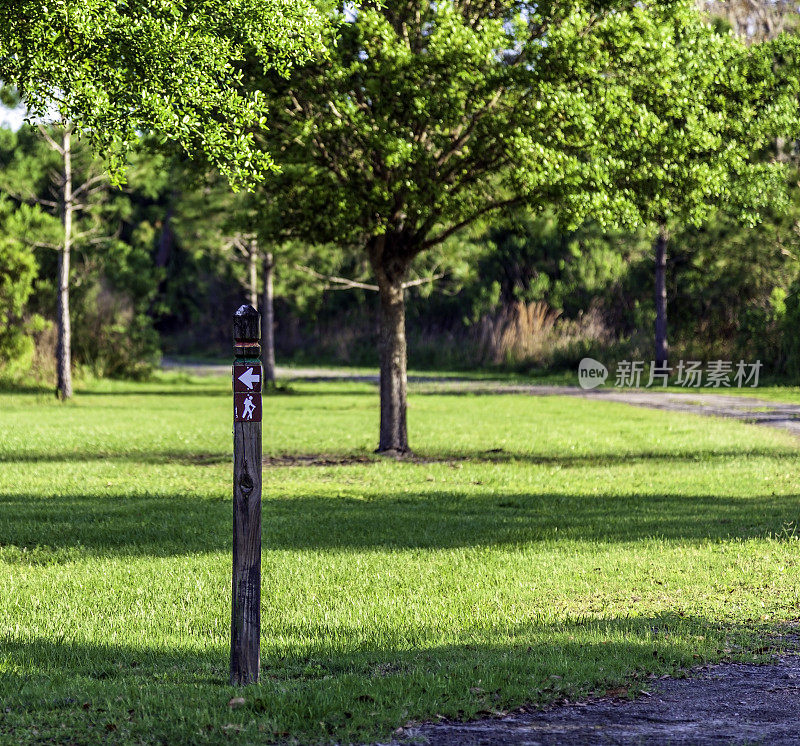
[0, 615, 784, 744]
[262, 447, 800, 469]
[0, 384, 56, 395]
[0, 445, 797, 467]
[2, 484, 800, 558]
[75, 387, 232, 397]
[0, 450, 233, 465]
[0, 384, 375, 398]
[68, 386, 376, 398]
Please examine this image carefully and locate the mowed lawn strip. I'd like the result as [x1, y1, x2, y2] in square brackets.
[1, 376, 799, 744]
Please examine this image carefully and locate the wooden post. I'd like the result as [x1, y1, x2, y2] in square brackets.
[231, 305, 262, 685]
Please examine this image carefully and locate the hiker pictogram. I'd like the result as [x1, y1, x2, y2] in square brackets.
[234, 392, 262, 422]
[242, 394, 256, 419]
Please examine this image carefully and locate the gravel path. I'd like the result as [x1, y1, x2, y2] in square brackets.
[392, 656, 800, 746]
[493, 386, 800, 439]
[163, 359, 800, 438]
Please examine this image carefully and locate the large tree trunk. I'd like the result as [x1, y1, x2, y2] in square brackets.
[262, 251, 275, 384]
[377, 278, 408, 454]
[56, 128, 73, 400]
[654, 223, 669, 369]
[369, 235, 411, 455]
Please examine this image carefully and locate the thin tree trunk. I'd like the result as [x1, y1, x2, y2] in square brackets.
[155, 203, 174, 268]
[248, 238, 258, 308]
[56, 128, 73, 400]
[262, 251, 275, 384]
[377, 279, 408, 454]
[776, 136, 789, 163]
[654, 223, 669, 369]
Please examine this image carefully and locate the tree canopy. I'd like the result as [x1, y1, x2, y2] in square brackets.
[0, 0, 331, 185]
[257, 0, 800, 244]
[595, 10, 800, 229]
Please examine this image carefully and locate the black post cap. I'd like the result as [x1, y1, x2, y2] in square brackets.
[233, 305, 261, 341]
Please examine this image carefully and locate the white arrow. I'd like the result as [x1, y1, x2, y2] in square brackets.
[237, 367, 261, 390]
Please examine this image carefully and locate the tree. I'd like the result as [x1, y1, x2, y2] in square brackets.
[165, 174, 280, 378]
[47, 126, 78, 399]
[31, 124, 119, 398]
[0, 123, 108, 397]
[255, 0, 792, 453]
[227, 232, 277, 383]
[0, 0, 330, 187]
[653, 190, 800, 364]
[170, 168, 369, 382]
[262, 250, 276, 383]
[601, 26, 799, 367]
[0, 124, 170, 386]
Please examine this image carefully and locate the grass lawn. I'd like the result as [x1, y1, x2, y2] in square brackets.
[2, 374, 800, 744]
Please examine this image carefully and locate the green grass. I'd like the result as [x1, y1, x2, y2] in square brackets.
[2, 375, 800, 744]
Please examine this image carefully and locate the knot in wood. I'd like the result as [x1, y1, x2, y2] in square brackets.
[238, 467, 254, 496]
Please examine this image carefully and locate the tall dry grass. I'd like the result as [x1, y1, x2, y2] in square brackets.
[474, 300, 611, 367]
[476, 301, 561, 364]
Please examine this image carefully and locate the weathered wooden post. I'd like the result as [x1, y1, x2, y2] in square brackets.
[231, 305, 263, 685]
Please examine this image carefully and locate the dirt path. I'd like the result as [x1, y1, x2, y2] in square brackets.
[391, 655, 800, 745]
[163, 359, 800, 438]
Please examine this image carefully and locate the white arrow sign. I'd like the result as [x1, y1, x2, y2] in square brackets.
[237, 367, 261, 390]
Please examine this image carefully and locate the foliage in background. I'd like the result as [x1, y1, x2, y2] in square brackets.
[2, 121, 800, 379]
[0, 197, 47, 374]
[286, 182, 800, 376]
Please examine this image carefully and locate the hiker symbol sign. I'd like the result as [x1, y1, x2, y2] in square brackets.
[234, 392, 262, 422]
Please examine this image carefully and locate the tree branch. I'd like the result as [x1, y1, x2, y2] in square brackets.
[72, 173, 108, 199]
[419, 197, 521, 251]
[2, 186, 59, 210]
[436, 88, 503, 169]
[27, 240, 61, 251]
[294, 264, 379, 292]
[224, 232, 257, 257]
[37, 124, 65, 155]
[402, 272, 445, 289]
